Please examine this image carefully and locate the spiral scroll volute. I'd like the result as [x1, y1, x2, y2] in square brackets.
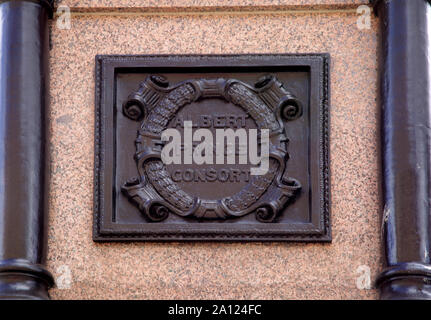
[122, 75, 170, 121]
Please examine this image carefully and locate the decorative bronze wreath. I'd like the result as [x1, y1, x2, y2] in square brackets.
[121, 75, 302, 223]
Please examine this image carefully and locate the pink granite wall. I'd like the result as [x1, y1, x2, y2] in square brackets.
[47, 1, 382, 299]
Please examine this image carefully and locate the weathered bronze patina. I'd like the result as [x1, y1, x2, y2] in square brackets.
[94, 54, 330, 241]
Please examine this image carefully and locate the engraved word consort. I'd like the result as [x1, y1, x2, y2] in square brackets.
[121, 75, 301, 222]
[94, 54, 330, 241]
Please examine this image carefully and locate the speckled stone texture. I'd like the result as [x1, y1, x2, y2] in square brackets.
[57, 0, 369, 9]
[47, 7, 381, 299]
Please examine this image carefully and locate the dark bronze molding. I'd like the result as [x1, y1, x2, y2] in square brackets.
[373, 0, 431, 299]
[94, 54, 330, 242]
[0, 0, 54, 299]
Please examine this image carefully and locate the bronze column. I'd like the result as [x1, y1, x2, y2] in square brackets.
[373, 0, 431, 299]
[0, 0, 54, 299]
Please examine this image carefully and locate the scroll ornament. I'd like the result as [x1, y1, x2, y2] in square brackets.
[121, 75, 302, 223]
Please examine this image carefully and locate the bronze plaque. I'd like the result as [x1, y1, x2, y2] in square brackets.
[94, 54, 330, 241]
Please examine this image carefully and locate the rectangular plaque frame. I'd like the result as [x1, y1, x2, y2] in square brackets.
[94, 54, 330, 241]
